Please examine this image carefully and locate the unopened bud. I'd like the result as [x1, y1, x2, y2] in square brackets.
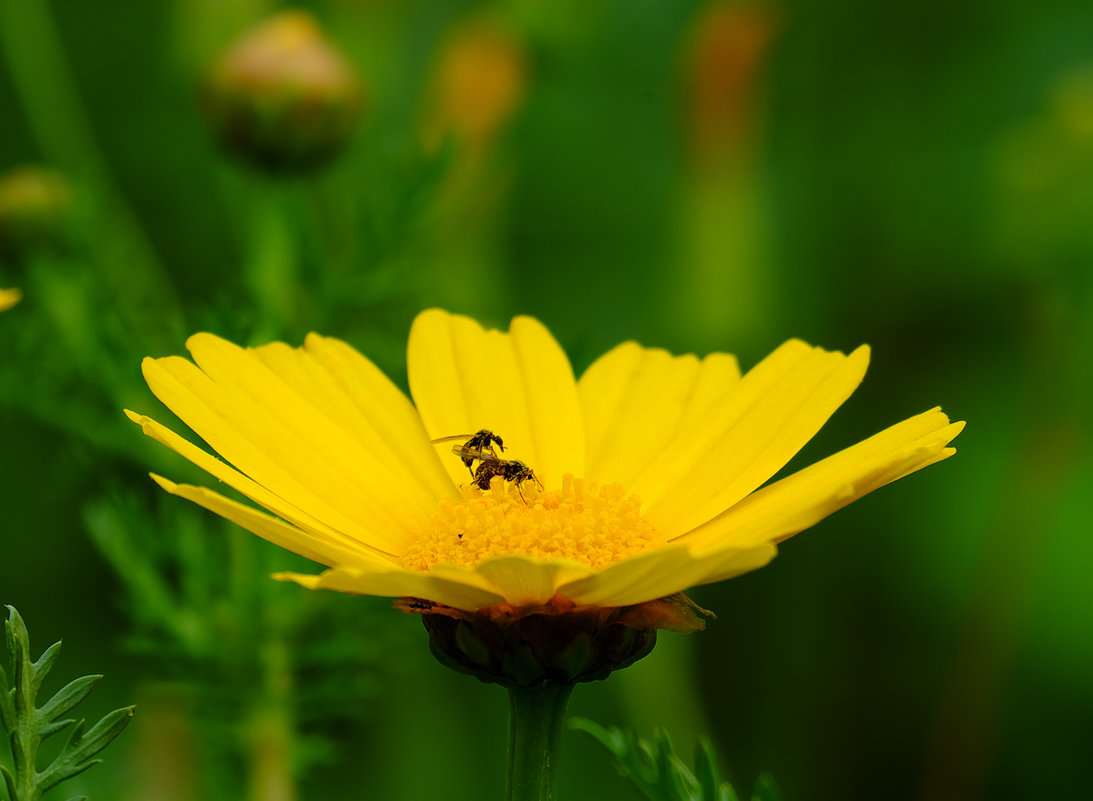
[0, 287, 21, 312]
[202, 10, 363, 173]
[0, 167, 71, 265]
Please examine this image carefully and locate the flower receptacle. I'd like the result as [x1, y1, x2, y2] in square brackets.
[402, 594, 710, 688]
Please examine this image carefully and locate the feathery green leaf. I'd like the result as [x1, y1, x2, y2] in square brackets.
[571, 717, 780, 801]
[0, 606, 134, 801]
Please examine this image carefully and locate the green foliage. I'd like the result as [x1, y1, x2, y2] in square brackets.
[83, 489, 392, 801]
[0, 606, 133, 801]
[571, 718, 781, 801]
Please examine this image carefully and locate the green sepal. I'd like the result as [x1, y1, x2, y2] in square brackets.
[453, 620, 491, 668]
[554, 632, 594, 680]
[420, 607, 657, 688]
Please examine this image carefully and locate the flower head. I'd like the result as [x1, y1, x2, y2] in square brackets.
[128, 310, 963, 615]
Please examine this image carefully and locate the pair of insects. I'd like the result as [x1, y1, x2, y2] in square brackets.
[430, 429, 543, 498]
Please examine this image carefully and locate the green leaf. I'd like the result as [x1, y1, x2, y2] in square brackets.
[37, 718, 77, 741]
[2, 764, 18, 801]
[0, 606, 134, 801]
[568, 717, 622, 752]
[750, 774, 783, 801]
[37, 676, 101, 728]
[695, 740, 740, 801]
[0, 661, 13, 731]
[30, 643, 63, 698]
[571, 718, 779, 801]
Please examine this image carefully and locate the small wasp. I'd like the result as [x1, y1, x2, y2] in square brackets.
[431, 429, 506, 478]
[431, 429, 543, 500]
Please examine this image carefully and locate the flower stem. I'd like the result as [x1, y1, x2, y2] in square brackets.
[245, 184, 299, 342]
[506, 682, 574, 801]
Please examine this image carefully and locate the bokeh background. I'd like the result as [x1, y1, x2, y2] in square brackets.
[2, 0, 1091, 799]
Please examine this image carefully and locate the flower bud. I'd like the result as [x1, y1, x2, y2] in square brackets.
[0, 287, 21, 312]
[685, 2, 776, 160]
[202, 10, 363, 173]
[0, 167, 71, 265]
[423, 18, 527, 155]
[398, 594, 710, 688]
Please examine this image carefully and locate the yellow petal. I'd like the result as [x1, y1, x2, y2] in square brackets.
[151, 475, 393, 568]
[187, 333, 436, 513]
[681, 408, 965, 551]
[579, 342, 740, 487]
[555, 540, 777, 607]
[407, 309, 585, 488]
[636, 339, 871, 536]
[256, 334, 456, 501]
[470, 554, 594, 606]
[275, 564, 505, 610]
[141, 355, 390, 547]
[143, 334, 431, 553]
[126, 410, 392, 557]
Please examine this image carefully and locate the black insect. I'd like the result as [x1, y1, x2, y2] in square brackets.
[431, 429, 506, 477]
[470, 456, 544, 501]
[431, 429, 543, 501]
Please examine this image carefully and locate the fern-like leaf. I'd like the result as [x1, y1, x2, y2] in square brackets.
[1, 606, 134, 801]
[571, 717, 781, 801]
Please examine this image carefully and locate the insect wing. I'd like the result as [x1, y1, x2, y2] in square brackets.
[430, 433, 478, 445]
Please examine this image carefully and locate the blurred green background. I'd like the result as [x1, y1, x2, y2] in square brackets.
[1, 0, 1091, 799]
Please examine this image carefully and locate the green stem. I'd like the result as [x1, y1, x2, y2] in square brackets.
[246, 638, 296, 801]
[11, 719, 42, 801]
[506, 683, 574, 801]
[244, 184, 299, 342]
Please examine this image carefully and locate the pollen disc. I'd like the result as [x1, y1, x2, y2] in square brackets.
[402, 474, 662, 571]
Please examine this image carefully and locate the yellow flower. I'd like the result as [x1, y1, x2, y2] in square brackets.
[127, 310, 963, 613]
[0, 287, 21, 311]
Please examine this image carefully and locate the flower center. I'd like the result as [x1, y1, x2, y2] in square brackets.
[401, 474, 661, 571]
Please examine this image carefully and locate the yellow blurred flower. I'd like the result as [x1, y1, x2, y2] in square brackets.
[128, 310, 963, 612]
[0, 287, 21, 311]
